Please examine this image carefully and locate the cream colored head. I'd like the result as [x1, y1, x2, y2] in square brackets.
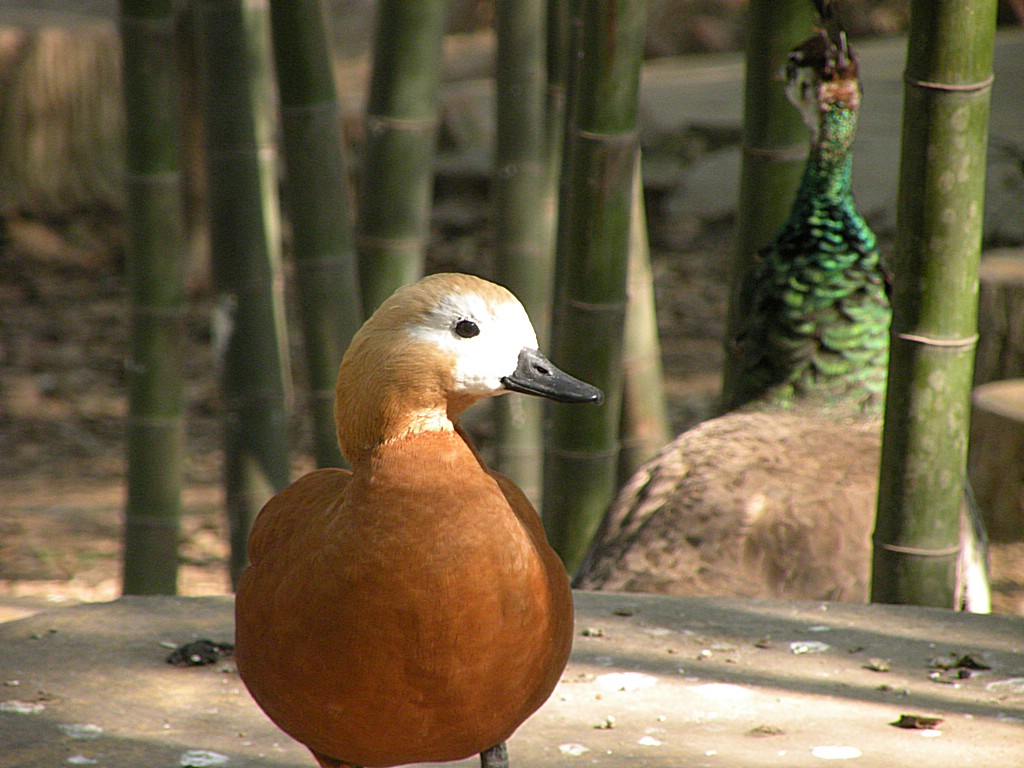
[400, 274, 539, 397]
[333, 273, 600, 461]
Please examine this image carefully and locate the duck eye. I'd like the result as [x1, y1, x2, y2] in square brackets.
[453, 319, 480, 339]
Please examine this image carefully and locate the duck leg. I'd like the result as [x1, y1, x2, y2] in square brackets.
[480, 742, 509, 768]
[310, 749, 360, 768]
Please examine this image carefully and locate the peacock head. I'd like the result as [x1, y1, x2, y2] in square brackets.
[785, 27, 861, 143]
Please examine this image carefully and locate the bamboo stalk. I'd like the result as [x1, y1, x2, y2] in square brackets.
[195, 0, 292, 585]
[871, 0, 998, 608]
[491, 0, 554, 505]
[543, 0, 647, 574]
[618, 152, 671, 485]
[269, 0, 362, 469]
[720, 0, 815, 411]
[355, 0, 447, 315]
[120, 0, 187, 595]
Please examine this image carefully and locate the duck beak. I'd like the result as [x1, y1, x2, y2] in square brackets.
[502, 348, 604, 404]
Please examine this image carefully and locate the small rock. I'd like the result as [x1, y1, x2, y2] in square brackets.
[59, 723, 103, 739]
[595, 672, 658, 692]
[811, 745, 862, 759]
[179, 750, 230, 767]
[790, 640, 831, 655]
[985, 677, 1024, 696]
[558, 743, 590, 757]
[0, 699, 45, 714]
[864, 658, 891, 672]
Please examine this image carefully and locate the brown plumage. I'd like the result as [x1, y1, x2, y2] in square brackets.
[575, 409, 881, 601]
[235, 273, 602, 768]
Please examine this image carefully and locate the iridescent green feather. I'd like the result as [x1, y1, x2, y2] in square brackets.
[728, 85, 891, 415]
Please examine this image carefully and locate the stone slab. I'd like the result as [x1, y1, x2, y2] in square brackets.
[2, 593, 1023, 768]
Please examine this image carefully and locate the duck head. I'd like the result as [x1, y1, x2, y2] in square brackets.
[334, 273, 603, 461]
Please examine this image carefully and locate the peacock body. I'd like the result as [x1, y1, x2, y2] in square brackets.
[576, 22, 989, 610]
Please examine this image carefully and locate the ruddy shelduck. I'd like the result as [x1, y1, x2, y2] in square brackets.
[235, 273, 603, 768]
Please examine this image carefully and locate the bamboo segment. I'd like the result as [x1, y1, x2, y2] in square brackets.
[355, 0, 446, 315]
[491, 0, 555, 505]
[618, 153, 671, 485]
[195, 0, 292, 586]
[872, 0, 999, 608]
[120, 0, 187, 595]
[721, 0, 815, 410]
[544, 0, 647, 574]
[269, 0, 361, 469]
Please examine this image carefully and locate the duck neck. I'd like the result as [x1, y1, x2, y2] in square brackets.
[335, 375, 482, 466]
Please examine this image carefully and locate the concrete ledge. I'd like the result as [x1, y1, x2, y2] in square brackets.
[2, 593, 1023, 767]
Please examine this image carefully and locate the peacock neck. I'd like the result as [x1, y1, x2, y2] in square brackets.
[801, 104, 857, 203]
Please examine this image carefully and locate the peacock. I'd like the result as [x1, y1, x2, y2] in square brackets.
[723, 22, 890, 416]
[575, 6, 990, 610]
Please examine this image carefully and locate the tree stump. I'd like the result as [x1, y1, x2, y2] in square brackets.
[974, 249, 1024, 387]
[968, 379, 1024, 542]
[968, 251, 1024, 542]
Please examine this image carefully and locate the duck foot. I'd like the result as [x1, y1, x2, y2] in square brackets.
[310, 748, 359, 768]
[480, 742, 509, 768]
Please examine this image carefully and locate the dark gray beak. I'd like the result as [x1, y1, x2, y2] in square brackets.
[501, 348, 604, 404]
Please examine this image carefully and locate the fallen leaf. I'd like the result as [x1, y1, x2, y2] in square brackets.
[166, 639, 234, 667]
[892, 714, 944, 730]
[747, 724, 785, 737]
[928, 652, 990, 671]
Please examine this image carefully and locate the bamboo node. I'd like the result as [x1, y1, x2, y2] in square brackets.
[125, 170, 181, 186]
[903, 73, 994, 93]
[365, 113, 439, 133]
[566, 298, 627, 314]
[355, 233, 427, 252]
[742, 142, 809, 162]
[546, 445, 619, 460]
[880, 542, 962, 558]
[124, 516, 181, 531]
[896, 332, 979, 349]
[575, 128, 640, 145]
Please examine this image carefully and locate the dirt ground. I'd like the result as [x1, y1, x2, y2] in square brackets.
[2, 196, 1023, 622]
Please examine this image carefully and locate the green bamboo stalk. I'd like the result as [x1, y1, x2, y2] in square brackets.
[269, 0, 362, 469]
[720, 0, 816, 410]
[355, 0, 446, 315]
[491, 0, 554, 505]
[871, 0, 998, 608]
[195, 0, 292, 585]
[543, 0, 647, 574]
[120, 0, 187, 595]
[618, 152, 671, 485]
